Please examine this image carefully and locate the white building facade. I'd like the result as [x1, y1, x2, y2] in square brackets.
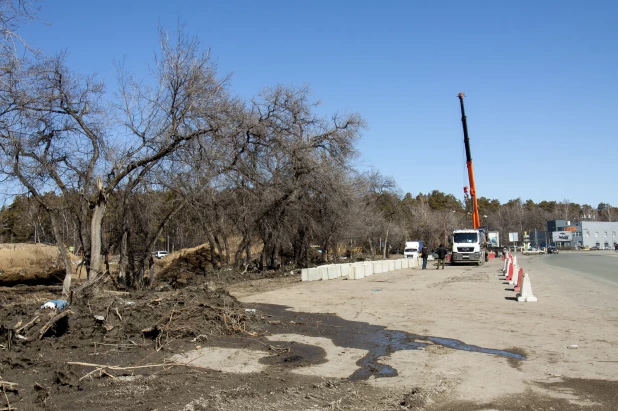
[572, 221, 618, 249]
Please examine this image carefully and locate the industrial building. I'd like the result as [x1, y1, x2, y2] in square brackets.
[547, 220, 618, 249]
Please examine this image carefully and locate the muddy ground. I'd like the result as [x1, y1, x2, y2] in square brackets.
[1, 251, 618, 410]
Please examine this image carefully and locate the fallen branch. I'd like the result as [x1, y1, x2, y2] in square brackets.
[79, 367, 116, 382]
[114, 307, 122, 322]
[103, 290, 130, 296]
[16, 315, 40, 334]
[269, 345, 291, 355]
[38, 310, 72, 340]
[1, 385, 13, 411]
[0, 382, 17, 390]
[68, 361, 182, 371]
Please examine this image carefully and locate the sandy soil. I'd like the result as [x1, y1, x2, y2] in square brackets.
[1, 252, 618, 410]
[229, 254, 618, 409]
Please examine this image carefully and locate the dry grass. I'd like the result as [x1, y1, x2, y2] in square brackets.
[0, 243, 81, 283]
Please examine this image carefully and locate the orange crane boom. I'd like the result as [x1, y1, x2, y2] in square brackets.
[457, 92, 481, 229]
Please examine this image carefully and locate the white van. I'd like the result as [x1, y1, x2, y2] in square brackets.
[153, 250, 169, 259]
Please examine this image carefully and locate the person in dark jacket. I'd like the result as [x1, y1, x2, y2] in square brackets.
[420, 246, 429, 269]
[436, 243, 448, 269]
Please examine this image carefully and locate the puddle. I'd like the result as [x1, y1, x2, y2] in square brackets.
[253, 303, 526, 380]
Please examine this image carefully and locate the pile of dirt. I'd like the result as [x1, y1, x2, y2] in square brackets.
[0, 243, 81, 286]
[157, 247, 299, 288]
[0, 278, 267, 410]
[1, 280, 253, 347]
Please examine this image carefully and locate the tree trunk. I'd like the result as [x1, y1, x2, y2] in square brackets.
[148, 255, 156, 285]
[89, 201, 107, 280]
[118, 230, 128, 284]
[383, 227, 390, 259]
[49, 211, 73, 296]
[222, 233, 231, 265]
[270, 240, 280, 269]
[205, 231, 217, 269]
[214, 234, 224, 266]
[234, 235, 249, 268]
[245, 237, 252, 267]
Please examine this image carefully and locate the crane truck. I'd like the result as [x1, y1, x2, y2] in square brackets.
[451, 93, 488, 266]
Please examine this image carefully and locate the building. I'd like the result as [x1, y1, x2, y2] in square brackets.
[573, 221, 618, 249]
[547, 220, 618, 248]
[547, 220, 569, 233]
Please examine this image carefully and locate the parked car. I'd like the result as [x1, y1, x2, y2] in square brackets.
[547, 246, 559, 254]
[523, 247, 544, 256]
[153, 250, 169, 259]
[590, 246, 600, 250]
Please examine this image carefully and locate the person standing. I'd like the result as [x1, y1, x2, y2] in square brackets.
[436, 243, 448, 269]
[420, 246, 429, 269]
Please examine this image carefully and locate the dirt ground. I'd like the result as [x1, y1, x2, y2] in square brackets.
[1, 248, 618, 410]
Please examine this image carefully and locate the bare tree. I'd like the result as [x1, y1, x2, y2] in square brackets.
[0, 26, 230, 294]
[0, 0, 40, 57]
[558, 199, 572, 221]
[225, 85, 364, 268]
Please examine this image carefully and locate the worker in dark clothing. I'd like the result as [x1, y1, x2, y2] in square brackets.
[436, 243, 448, 269]
[420, 246, 429, 269]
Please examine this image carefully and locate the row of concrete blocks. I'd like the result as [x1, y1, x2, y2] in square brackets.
[301, 258, 419, 282]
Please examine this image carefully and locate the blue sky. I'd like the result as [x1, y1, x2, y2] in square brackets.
[18, 0, 618, 208]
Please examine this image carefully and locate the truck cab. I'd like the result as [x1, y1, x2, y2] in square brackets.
[451, 229, 486, 265]
[404, 241, 423, 259]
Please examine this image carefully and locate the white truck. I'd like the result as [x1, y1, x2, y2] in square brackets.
[403, 241, 423, 259]
[451, 229, 486, 265]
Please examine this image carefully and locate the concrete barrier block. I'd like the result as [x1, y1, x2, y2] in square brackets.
[395, 260, 402, 270]
[409, 258, 418, 268]
[301, 268, 308, 282]
[401, 258, 409, 269]
[508, 264, 519, 285]
[327, 264, 341, 280]
[347, 263, 362, 280]
[349, 265, 365, 280]
[364, 263, 374, 276]
[319, 266, 328, 281]
[307, 267, 320, 281]
[516, 273, 537, 302]
[388, 260, 395, 271]
[382, 260, 389, 272]
[340, 263, 350, 278]
[373, 261, 383, 274]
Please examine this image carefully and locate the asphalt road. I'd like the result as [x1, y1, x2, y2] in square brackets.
[538, 251, 618, 285]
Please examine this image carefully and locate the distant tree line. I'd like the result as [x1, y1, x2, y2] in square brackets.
[2, 188, 615, 262]
[0, 1, 616, 295]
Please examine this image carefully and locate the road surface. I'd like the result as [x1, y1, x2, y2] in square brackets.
[538, 250, 618, 285]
